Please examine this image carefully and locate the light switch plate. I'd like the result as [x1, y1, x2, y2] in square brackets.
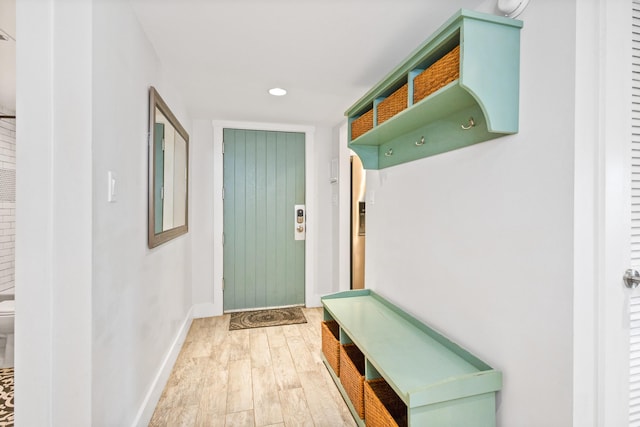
[107, 171, 116, 202]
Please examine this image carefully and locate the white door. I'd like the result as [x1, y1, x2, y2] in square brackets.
[630, 3, 640, 425]
[598, 0, 634, 425]
[575, 1, 634, 426]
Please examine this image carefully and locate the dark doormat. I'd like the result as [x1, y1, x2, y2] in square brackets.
[229, 307, 307, 331]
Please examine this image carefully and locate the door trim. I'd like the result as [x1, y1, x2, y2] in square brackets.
[573, 0, 632, 425]
[212, 121, 316, 316]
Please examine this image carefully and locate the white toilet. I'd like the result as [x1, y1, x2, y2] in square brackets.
[0, 300, 14, 334]
[0, 300, 14, 366]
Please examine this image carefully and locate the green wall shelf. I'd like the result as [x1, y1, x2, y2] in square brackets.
[346, 9, 523, 169]
[322, 290, 502, 426]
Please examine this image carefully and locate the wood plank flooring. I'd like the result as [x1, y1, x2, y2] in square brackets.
[149, 307, 356, 427]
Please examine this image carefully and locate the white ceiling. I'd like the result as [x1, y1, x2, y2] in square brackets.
[130, 0, 487, 126]
[0, 0, 493, 125]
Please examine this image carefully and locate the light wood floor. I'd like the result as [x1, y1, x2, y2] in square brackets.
[149, 307, 357, 427]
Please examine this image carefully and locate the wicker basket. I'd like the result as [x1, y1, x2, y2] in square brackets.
[364, 378, 408, 427]
[351, 109, 374, 140]
[377, 83, 408, 125]
[340, 344, 366, 419]
[413, 45, 460, 104]
[321, 321, 341, 376]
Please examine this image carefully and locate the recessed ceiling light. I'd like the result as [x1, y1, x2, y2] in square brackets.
[269, 87, 287, 96]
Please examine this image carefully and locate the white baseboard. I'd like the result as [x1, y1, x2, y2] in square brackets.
[132, 307, 193, 427]
[306, 293, 322, 308]
[192, 302, 216, 318]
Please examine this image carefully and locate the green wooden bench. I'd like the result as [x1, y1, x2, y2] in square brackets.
[322, 290, 502, 426]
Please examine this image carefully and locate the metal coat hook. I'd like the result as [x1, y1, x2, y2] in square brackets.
[384, 148, 393, 157]
[461, 117, 475, 130]
[415, 136, 425, 146]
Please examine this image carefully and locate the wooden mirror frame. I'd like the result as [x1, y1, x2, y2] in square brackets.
[148, 86, 189, 248]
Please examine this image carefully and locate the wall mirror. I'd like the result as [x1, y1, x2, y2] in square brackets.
[148, 86, 189, 248]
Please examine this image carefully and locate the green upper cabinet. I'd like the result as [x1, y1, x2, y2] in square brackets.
[346, 9, 523, 169]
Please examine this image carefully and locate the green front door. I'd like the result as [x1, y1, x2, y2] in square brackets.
[223, 129, 305, 311]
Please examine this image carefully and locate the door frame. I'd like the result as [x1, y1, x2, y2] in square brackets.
[212, 121, 316, 315]
[574, 0, 632, 425]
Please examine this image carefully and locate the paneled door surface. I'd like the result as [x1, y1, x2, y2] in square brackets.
[223, 129, 305, 311]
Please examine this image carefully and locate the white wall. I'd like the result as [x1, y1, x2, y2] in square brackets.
[92, 2, 193, 426]
[191, 119, 216, 317]
[312, 125, 336, 298]
[363, 2, 576, 426]
[17, 1, 194, 425]
[16, 1, 93, 425]
[332, 122, 351, 293]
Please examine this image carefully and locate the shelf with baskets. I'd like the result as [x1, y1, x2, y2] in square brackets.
[346, 9, 523, 169]
[321, 290, 502, 426]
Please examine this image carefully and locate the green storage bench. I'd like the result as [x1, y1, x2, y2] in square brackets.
[321, 290, 502, 426]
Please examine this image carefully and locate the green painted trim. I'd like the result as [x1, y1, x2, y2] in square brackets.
[459, 17, 521, 134]
[455, 7, 523, 27]
[408, 370, 502, 408]
[340, 329, 354, 345]
[365, 359, 382, 381]
[407, 69, 424, 107]
[347, 144, 379, 169]
[409, 392, 497, 426]
[321, 289, 371, 301]
[373, 97, 384, 126]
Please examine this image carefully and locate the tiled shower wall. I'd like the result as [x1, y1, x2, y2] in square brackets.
[0, 119, 15, 292]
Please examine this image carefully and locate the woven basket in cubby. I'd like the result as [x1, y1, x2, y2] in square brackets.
[321, 320, 341, 376]
[351, 109, 374, 140]
[413, 45, 460, 104]
[377, 83, 408, 125]
[340, 344, 366, 419]
[364, 378, 408, 427]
